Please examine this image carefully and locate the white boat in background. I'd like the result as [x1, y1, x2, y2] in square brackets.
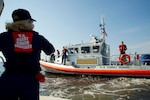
[40, 18, 150, 77]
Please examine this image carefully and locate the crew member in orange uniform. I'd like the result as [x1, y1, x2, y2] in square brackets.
[119, 41, 127, 55]
[119, 41, 127, 65]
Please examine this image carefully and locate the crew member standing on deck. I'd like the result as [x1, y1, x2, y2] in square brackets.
[0, 8, 55, 100]
[61, 46, 68, 65]
[119, 41, 127, 55]
[57, 50, 60, 58]
[119, 41, 127, 65]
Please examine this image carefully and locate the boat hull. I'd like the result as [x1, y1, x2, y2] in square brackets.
[40, 61, 150, 77]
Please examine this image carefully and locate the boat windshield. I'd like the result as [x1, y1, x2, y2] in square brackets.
[81, 46, 90, 53]
[68, 45, 100, 54]
[68, 48, 79, 54]
[93, 46, 100, 53]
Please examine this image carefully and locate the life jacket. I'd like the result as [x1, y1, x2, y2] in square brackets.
[62, 49, 67, 54]
[136, 54, 139, 60]
[119, 44, 127, 51]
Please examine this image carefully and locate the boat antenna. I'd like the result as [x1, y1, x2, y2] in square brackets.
[90, 18, 107, 43]
[100, 18, 106, 35]
[99, 18, 107, 41]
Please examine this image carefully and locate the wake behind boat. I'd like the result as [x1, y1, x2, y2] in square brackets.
[40, 18, 150, 77]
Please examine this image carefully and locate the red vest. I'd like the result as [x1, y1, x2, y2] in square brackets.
[119, 44, 126, 51]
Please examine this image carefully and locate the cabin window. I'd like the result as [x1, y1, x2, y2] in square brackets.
[68, 48, 78, 54]
[68, 48, 74, 54]
[93, 46, 99, 53]
[74, 48, 78, 53]
[81, 46, 90, 53]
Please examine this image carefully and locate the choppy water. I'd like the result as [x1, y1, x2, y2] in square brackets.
[40, 73, 150, 100]
[0, 63, 150, 100]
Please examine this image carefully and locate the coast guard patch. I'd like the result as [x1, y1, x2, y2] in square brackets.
[12, 32, 33, 53]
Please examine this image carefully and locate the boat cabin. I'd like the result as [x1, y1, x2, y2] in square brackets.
[64, 39, 110, 68]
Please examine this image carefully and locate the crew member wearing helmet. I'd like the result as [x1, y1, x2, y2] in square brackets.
[0, 8, 55, 100]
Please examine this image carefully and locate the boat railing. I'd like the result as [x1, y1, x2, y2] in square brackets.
[110, 53, 145, 65]
[101, 54, 110, 58]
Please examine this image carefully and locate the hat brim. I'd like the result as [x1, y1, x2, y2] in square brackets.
[31, 18, 36, 22]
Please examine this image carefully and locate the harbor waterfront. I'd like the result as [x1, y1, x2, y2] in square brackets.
[0, 63, 150, 100]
